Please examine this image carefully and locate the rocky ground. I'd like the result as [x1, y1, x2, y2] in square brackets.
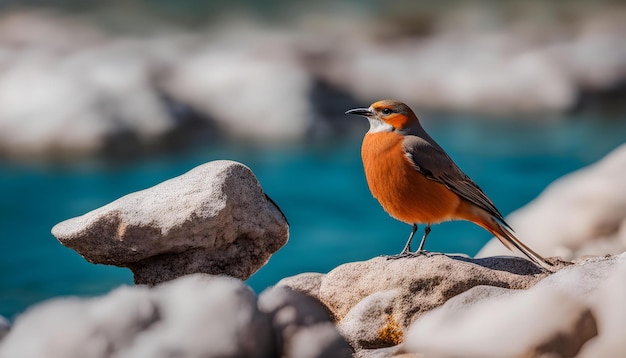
[1, 145, 625, 357]
[0, 6, 625, 159]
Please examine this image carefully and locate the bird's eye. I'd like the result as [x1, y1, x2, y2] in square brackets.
[381, 108, 392, 115]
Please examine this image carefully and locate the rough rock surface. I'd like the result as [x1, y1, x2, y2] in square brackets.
[51, 160, 289, 285]
[0, 275, 352, 358]
[402, 253, 626, 358]
[478, 143, 626, 261]
[278, 254, 562, 350]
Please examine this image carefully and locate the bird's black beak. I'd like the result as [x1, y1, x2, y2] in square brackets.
[345, 108, 374, 117]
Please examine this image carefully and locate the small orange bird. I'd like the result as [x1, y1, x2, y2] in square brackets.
[346, 99, 552, 270]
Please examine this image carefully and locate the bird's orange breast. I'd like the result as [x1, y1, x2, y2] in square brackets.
[361, 132, 461, 225]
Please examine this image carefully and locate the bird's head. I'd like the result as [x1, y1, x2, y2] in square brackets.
[345, 100, 419, 133]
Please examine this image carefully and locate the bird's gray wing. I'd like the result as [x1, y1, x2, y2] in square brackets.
[402, 135, 508, 225]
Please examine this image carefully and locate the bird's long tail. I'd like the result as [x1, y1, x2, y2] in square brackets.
[478, 218, 554, 272]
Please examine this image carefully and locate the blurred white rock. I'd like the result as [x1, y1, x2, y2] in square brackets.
[0, 275, 275, 358]
[0, 52, 112, 155]
[323, 34, 577, 114]
[577, 258, 626, 357]
[555, 34, 626, 91]
[258, 286, 352, 358]
[162, 42, 313, 142]
[403, 253, 626, 357]
[405, 284, 594, 357]
[0, 17, 178, 157]
[0, 274, 354, 358]
[477, 143, 626, 261]
[62, 38, 178, 138]
[0, 10, 104, 52]
[0, 8, 625, 158]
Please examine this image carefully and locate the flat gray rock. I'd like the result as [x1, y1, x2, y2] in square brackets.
[51, 160, 289, 285]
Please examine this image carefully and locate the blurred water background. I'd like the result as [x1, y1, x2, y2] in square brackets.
[1, 0, 625, 318]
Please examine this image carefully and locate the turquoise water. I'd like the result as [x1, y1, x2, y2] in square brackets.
[1, 114, 624, 319]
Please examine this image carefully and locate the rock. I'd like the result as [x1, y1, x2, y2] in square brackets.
[258, 285, 333, 329]
[404, 284, 596, 358]
[478, 143, 626, 261]
[276, 272, 325, 298]
[278, 254, 556, 350]
[317, 7, 626, 116]
[51, 160, 289, 285]
[258, 286, 352, 358]
[577, 256, 626, 357]
[288, 323, 353, 358]
[2, 7, 626, 159]
[338, 289, 404, 349]
[0, 11, 183, 159]
[325, 35, 577, 114]
[0, 275, 274, 358]
[0, 52, 112, 157]
[117, 275, 274, 358]
[550, 29, 626, 91]
[0, 10, 104, 52]
[0, 285, 158, 358]
[161, 40, 314, 142]
[402, 253, 626, 358]
[0, 316, 9, 342]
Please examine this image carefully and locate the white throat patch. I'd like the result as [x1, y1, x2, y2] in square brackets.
[367, 118, 394, 133]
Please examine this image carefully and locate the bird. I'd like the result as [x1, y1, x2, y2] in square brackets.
[346, 99, 553, 270]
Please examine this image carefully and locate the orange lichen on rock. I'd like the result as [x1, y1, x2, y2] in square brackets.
[377, 314, 404, 346]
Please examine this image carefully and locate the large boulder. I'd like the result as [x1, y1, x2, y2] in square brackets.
[278, 254, 563, 350]
[278, 253, 626, 357]
[52, 160, 289, 285]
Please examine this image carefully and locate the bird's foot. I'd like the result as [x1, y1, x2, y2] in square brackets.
[383, 250, 443, 260]
[383, 252, 414, 260]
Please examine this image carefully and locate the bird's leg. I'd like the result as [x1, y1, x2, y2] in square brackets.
[415, 224, 431, 253]
[385, 224, 438, 260]
[399, 223, 418, 255]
